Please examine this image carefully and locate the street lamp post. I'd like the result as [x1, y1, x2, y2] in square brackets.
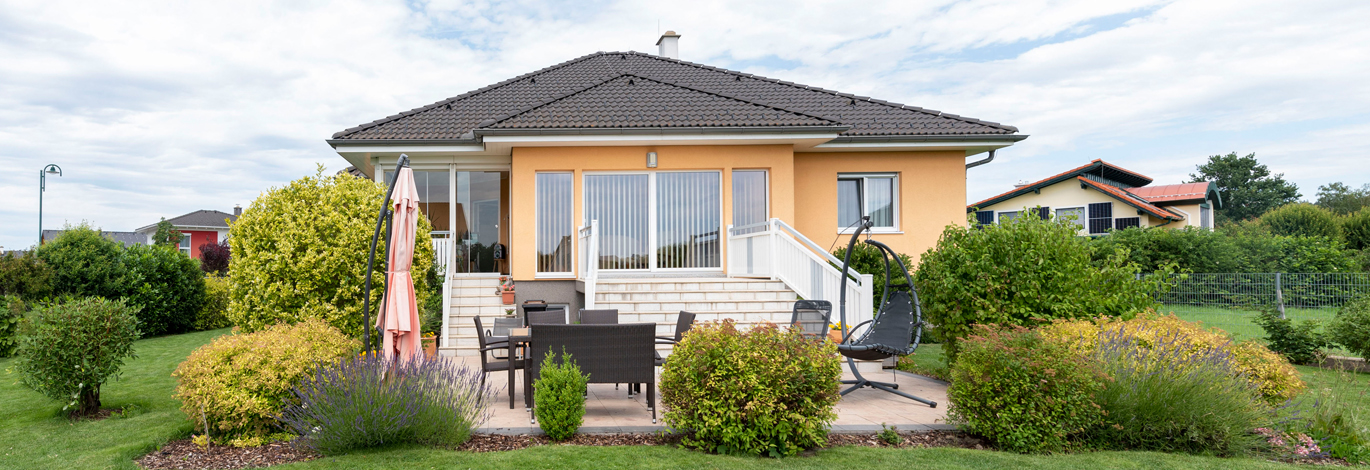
[39, 164, 62, 244]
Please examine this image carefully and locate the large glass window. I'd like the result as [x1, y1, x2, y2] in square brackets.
[657, 172, 721, 269]
[1056, 207, 1085, 231]
[536, 173, 573, 274]
[732, 170, 768, 235]
[585, 174, 650, 270]
[837, 174, 898, 230]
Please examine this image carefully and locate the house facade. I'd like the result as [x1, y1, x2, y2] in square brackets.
[135, 208, 240, 259]
[968, 159, 1221, 234]
[329, 33, 1026, 356]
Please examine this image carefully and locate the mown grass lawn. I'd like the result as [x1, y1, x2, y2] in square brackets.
[0, 328, 1333, 469]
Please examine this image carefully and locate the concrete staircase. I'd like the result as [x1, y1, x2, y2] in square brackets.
[439, 277, 512, 357]
[594, 278, 798, 353]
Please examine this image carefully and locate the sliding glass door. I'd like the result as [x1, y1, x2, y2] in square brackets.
[584, 171, 721, 271]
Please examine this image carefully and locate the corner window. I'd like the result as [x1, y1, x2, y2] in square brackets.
[837, 173, 898, 231]
[1087, 202, 1113, 235]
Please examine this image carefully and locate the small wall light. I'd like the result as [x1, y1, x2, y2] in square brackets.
[646, 151, 658, 168]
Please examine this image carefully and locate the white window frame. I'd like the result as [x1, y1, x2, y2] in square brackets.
[178, 230, 192, 256]
[731, 169, 770, 234]
[582, 170, 725, 273]
[837, 172, 900, 234]
[535, 171, 575, 279]
[1054, 206, 1086, 233]
[996, 210, 1021, 223]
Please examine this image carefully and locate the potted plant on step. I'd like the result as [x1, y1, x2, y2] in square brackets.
[828, 322, 848, 343]
[422, 334, 437, 357]
[497, 277, 516, 305]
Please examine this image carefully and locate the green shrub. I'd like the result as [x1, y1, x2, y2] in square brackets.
[661, 321, 841, 457]
[13, 297, 140, 416]
[947, 325, 1106, 453]
[280, 354, 493, 454]
[915, 212, 1176, 359]
[1260, 203, 1342, 240]
[35, 224, 130, 299]
[832, 243, 913, 309]
[0, 251, 53, 300]
[1343, 208, 1370, 251]
[1254, 309, 1332, 365]
[122, 244, 206, 336]
[421, 263, 443, 337]
[228, 169, 435, 337]
[533, 350, 588, 441]
[172, 319, 357, 439]
[1041, 314, 1305, 403]
[0, 295, 26, 357]
[1086, 329, 1269, 455]
[195, 275, 232, 331]
[1090, 226, 1244, 273]
[1329, 295, 1370, 360]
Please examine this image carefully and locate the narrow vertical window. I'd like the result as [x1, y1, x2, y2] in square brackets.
[1087, 202, 1113, 235]
[732, 170, 768, 234]
[536, 172, 573, 274]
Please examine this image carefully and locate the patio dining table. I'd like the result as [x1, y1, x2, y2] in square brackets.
[504, 324, 658, 421]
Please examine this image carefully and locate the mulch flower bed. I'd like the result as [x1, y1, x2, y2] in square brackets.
[136, 440, 318, 470]
[825, 430, 988, 450]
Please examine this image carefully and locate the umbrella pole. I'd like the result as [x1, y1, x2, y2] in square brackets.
[364, 154, 409, 353]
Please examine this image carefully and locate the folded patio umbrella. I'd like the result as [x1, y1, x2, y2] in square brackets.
[376, 167, 423, 361]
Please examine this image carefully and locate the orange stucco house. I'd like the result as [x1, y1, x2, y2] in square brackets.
[328, 33, 1027, 356]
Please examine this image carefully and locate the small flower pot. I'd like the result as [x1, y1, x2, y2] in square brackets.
[501, 291, 516, 305]
[422, 335, 438, 357]
[827, 330, 843, 343]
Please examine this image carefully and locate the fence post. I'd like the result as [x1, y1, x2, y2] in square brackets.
[1275, 272, 1286, 319]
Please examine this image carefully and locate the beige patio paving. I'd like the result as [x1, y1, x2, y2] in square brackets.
[457, 356, 951, 435]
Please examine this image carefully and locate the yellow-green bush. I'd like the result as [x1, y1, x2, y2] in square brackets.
[227, 168, 434, 337]
[1039, 313, 1304, 403]
[173, 319, 358, 440]
[194, 275, 231, 331]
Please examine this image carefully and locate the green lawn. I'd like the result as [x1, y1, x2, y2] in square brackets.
[0, 328, 1343, 469]
[0, 328, 230, 470]
[1163, 305, 1351, 356]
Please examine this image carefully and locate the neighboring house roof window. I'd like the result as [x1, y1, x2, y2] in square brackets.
[1056, 207, 1085, 231]
[1088, 202, 1114, 235]
[974, 210, 994, 226]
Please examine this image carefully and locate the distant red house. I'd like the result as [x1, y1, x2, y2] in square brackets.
[135, 207, 240, 259]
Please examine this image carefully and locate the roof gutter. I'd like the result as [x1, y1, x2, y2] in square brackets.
[966, 149, 995, 169]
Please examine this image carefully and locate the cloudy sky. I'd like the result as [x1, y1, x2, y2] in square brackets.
[3, 0, 1368, 250]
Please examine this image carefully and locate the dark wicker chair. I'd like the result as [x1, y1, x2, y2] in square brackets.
[578, 309, 619, 324]
[789, 300, 832, 340]
[473, 316, 522, 388]
[527, 323, 658, 423]
[486, 317, 521, 360]
[627, 311, 696, 396]
[526, 309, 566, 326]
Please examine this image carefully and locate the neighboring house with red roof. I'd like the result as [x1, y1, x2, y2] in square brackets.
[968, 160, 1221, 235]
[134, 207, 240, 259]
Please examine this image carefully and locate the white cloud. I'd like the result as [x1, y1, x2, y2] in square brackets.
[1, 0, 1368, 250]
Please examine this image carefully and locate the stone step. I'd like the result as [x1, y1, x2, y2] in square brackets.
[594, 290, 798, 302]
[595, 280, 787, 292]
[594, 300, 795, 313]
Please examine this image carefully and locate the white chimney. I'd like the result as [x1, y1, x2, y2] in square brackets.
[656, 30, 680, 59]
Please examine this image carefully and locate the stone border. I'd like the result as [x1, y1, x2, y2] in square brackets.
[1322, 355, 1369, 373]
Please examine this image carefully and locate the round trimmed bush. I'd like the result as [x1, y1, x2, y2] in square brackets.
[1329, 295, 1370, 360]
[173, 319, 358, 440]
[227, 170, 435, 337]
[660, 321, 841, 457]
[947, 325, 1106, 453]
[1259, 203, 1342, 239]
[35, 224, 130, 299]
[122, 244, 206, 336]
[1040, 314, 1304, 403]
[14, 297, 140, 416]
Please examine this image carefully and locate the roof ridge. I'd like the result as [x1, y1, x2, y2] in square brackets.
[473, 72, 843, 129]
[331, 51, 614, 139]
[967, 161, 1102, 209]
[613, 51, 1019, 133]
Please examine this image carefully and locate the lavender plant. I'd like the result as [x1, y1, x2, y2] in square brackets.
[278, 354, 496, 454]
[1086, 326, 1270, 455]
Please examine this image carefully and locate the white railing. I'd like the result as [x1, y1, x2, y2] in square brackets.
[577, 220, 599, 309]
[430, 231, 452, 273]
[728, 219, 875, 328]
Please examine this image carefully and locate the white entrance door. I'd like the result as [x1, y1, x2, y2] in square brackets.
[584, 171, 721, 272]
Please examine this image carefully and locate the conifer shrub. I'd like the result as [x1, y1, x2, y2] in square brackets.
[533, 350, 588, 441]
[660, 321, 841, 457]
[14, 297, 140, 416]
[227, 169, 434, 337]
[946, 325, 1106, 453]
[172, 319, 357, 440]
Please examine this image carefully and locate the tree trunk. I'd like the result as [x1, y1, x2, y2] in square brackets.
[77, 388, 100, 417]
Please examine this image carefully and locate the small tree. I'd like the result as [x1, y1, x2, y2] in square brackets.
[15, 297, 140, 416]
[228, 168, 435, 336]
[914, 213, 1176, 360]
[35, 224, 130, 299]
[1259, 203, 1342, 240]
[1189, 152, 1300, 225]
[152, 219, 185, 247]
[199, 239, 231, 274]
